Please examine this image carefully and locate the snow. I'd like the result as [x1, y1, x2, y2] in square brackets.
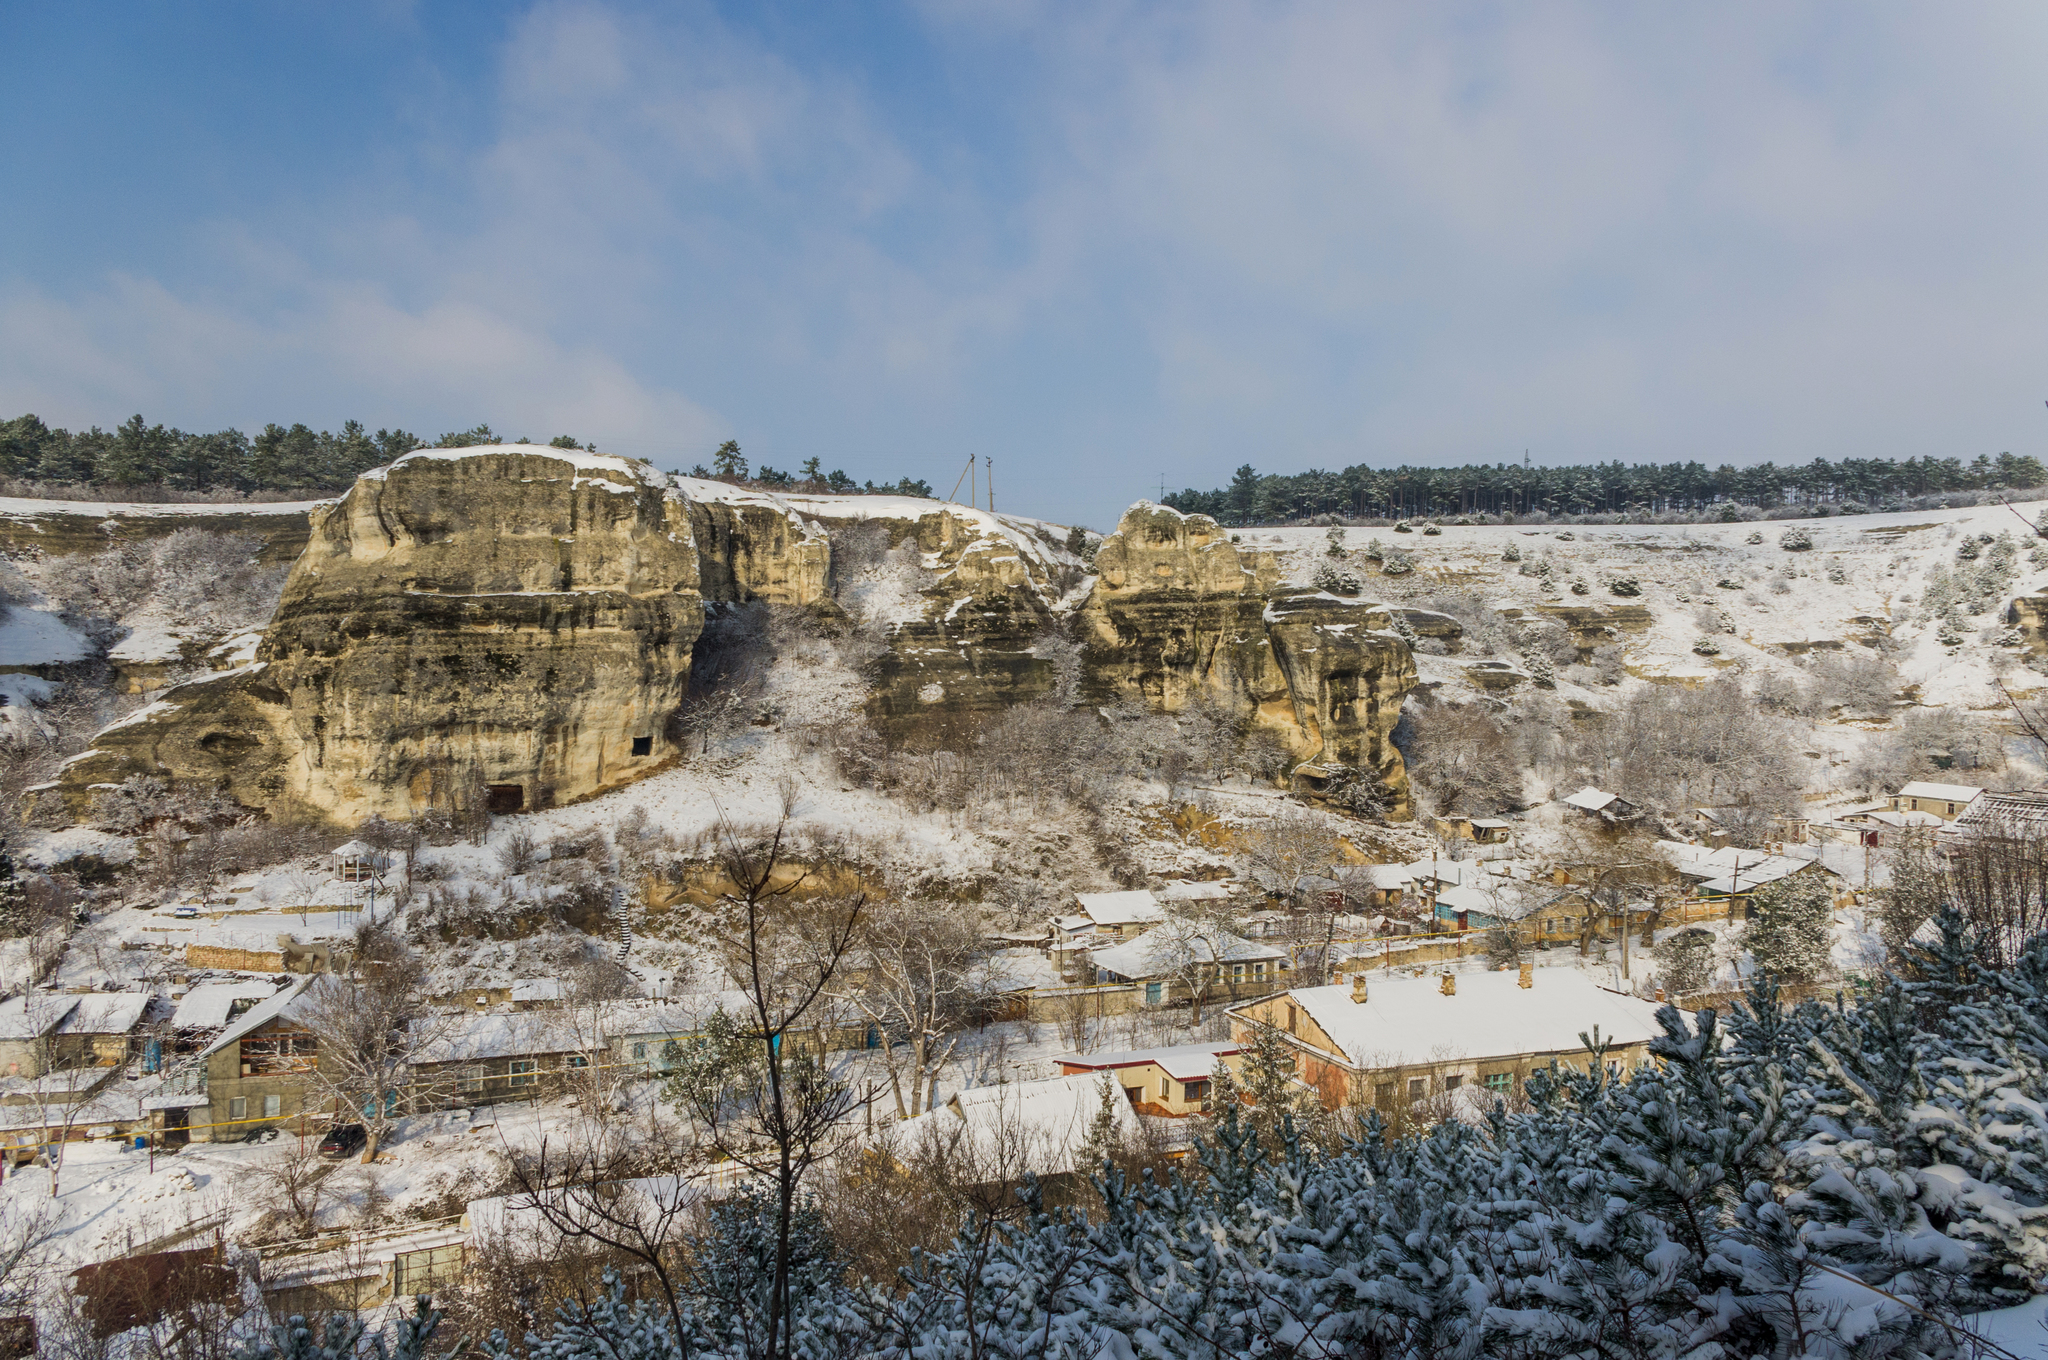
[1054, 1041, 1239, 1082]
[370, 444, 668, 493]
[1895, 779, 1985, 803]
[1289, 968, 1669, 1069]
[1075, 889, 1165, 927]
[199, 978, 315, 1057]
[0, 495, 326, 518]
[17, 827, 135, 869]
[105, 613, 184, 663]
[412, 1011, 585, 1065]
[0, 994, 78, 1039]
[0, 607, 91, 666]
[897, 1072, 1136, 1177]
[53, 992, 152, 1036]
[1091, 925, 1283, 979]
[171, 981, 282, 1031]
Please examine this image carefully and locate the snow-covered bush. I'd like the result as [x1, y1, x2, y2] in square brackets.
[1692, 636, 1721, 656]
[1379, 552, 1415, 576]
[1554, 530, 1575, 541]
[1420, 521, 1442, 536]
[2000, 626, 2025, 647]
[1393, 519, 1413, 533]
[1310, 561, 1361, 595]
[1324, 525, 1346, 557]
[1826, 564, 1846, 584]
[1778, 526, 1812, 551]
[1363, 536, 1385, 561]
[1501, 542, 1521, 562]
[1607, 576, 1640, 597]
[1569, 577, 1590, 595]
[1522, 648, 1555, 687]
[1746, 871, 1834, 980]
[1958, 537, 1981, 561]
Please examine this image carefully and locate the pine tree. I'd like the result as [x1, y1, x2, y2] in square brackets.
[712, 440, 747, 480]
[1746, 871, 1834, 982]
[0, 852, 28, 940]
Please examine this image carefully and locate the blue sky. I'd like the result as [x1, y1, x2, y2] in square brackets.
[4, 2, 2048, 528]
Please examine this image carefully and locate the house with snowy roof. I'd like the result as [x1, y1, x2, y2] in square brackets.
[1228, 968, 1666, 1112]
[1946, 789, 2048, 842]
[1560, 786, 1643, 824]
[1055, 1041, 1240, 1116]
[0, 994, 84, 1078]
[895, 1073, 1140, 1181]
[1089, 925, 1288, 1008]
[1659, 842, 1849, 912]
[1890, 781, 1984, 820]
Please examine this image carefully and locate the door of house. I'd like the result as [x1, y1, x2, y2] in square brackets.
[1144, 982, 1163, 1006]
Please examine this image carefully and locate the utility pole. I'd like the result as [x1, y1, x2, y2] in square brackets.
[987, 457, 995, 514]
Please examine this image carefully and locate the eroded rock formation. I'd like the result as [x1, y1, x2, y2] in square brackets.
[42, 463, 1423, 824]
[51, 448, 702, 823]
[1079, 503, 1423, 812]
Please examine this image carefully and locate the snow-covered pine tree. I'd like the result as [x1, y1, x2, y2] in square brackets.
[1746, 870, 1835, 982]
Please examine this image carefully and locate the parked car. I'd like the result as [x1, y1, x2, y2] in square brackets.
[170, 905, 200, 919]
[317, 1123, 366, 1159]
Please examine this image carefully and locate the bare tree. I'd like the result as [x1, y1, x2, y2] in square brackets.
[294, 925, 453, 1162]
[1241, 808, 1341, 908]
[669, 818, 865, 1360]
[1556, 825, 1668, 957]
[842, 900, 986, 1118]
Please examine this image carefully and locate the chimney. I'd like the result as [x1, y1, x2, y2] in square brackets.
[1350, 973, 1369, 1005]
[1518, 963, 1533, 990]
[1440, 972, 1456, 997]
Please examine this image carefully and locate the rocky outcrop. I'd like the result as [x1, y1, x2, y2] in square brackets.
[1079, 503, 1424, 812]
[42, 478, 1424, 825]
[48, 448, 702, 823]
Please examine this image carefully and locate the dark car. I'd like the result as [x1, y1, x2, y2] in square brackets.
[317, 1123, 367, 1159]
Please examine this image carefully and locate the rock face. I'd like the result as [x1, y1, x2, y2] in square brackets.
[43, 473, 1423, 824]
[50, 449, 702, 823]
[1079, 504, 1422, 812]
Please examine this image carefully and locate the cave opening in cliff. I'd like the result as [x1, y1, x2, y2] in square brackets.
[631, 736, 652, 757]
[486, 784, 525, 813]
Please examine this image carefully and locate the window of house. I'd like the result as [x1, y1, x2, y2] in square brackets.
[1483, 1072, 1513, 1093]
[1123, 1086, 1143, 1105]
[568, 1054, 588, 1068]
[459, 1067, 485, 1094]
[632, 1042, 648, 1061]
[631, 736, 652, 757]
[1444, 1075, 1462, 1092]
[228, 1097, 247, 1121]
[1184, 1080, 1210, 1102]
[1231, 963, 1245, 981]
[1285, 1005, 1297, 1035]
[1252, 961, 1266, 977]
[1375, 1082, 1396, 1108]
[1407, 1077, 1425, 1099]
[263, 1094, 282, 1118]
[509, 1059, 537, 1088]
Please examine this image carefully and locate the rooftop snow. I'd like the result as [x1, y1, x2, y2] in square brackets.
[54, 993, 151, 1036]
[1275, 970, 1666, 1069]
[1055, 1041, 1240, 1081]
[897, 1073, 1139, 1178]
[172, 981, 280, 1031]
[1074, 890, 1164, 926]
[1090, 925, 1283, 979]
[1894, 781, 1984, 803]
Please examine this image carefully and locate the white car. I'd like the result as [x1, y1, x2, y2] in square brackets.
[170, 905, 201, 919]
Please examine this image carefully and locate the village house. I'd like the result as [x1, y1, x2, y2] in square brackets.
[1560, 786, 1643, 824]
[1431, 814, 1513, 844]
[1687, 806, 1810, 848]
[183, 977, 322, 1141]
[1228, 968, 1666, 1112]
[1891, 781, 1985, 821]
[1660, 843, 1851, 916]
[1055, 1041, 1240, 1116]
[0, 995, 85, 1079]
[1431, 883, 1511, 932]
[895, 1073, 1140, 1181]
[1088, 925, 1289, 1008]
[1945, 788, 2048, 842]
[52, 993, 155, 1070]
[1818, 805, 1943, 848]
[407, 1010, 600, 1109]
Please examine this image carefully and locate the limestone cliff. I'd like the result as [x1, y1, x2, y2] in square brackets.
[48, 448, 703, 823]
[42, 471, 1422, 825]
[1079, 503, 1422, 811]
